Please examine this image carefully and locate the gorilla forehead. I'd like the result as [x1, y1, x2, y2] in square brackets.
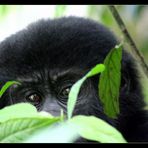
[0, 17, 117, 76]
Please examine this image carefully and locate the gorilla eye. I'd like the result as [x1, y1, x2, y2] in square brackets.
[59, 86, 71, 99]
[26, 93, 42, 104]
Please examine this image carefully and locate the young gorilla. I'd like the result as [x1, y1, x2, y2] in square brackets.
[0, 16, 147, 142]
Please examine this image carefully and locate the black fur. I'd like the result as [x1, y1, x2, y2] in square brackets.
[0, 16, 147, 142]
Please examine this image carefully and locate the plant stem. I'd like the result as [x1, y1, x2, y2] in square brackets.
[108, 5, 148, 78]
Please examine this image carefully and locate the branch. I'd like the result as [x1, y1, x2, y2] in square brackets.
[108, 5, 148, 78]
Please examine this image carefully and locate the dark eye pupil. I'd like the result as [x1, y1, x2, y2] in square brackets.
[28, 94, 41, 102]
[62, 88, 70, 97]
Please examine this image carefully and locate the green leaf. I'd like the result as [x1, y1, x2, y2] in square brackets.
[0, 103, 53, 123]
[0, 81, 21, 98]
[24, 122, 79, 143]
[0, 103, 60, 143]
[99, 44, 122, 118]
[86, 64, 106, 78]
[69, 115, 127, 143]
[67, 64, 105, 120]
[0, 117, 60, 143]
[0, 103, 36, 123]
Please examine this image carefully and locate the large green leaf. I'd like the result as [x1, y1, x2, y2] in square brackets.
[0, 103, 60, 143]
[99, 44, 122, 118]
[0, 117, 60, 143]
[69, 115, 127, 143]
[0, 103, 36, 123]
[67, 64, 105, 119]
[24, 122, 78, 143]
[0, 103, 54, 123]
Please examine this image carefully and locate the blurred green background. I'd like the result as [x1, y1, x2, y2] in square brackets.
[0, 5, 148, 101]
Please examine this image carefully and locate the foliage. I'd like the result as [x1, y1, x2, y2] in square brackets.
[54, 5, 67, 17]
[67, 64, 105, 119]
[0, 103, 61, 143]
[0, 104, 126, 143]
[99, 44, 122, 118]
[0, 81, 21, 98]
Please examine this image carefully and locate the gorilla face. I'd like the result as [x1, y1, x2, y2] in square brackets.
[8, 67, 100, 117]
[0, 16, 147, 142]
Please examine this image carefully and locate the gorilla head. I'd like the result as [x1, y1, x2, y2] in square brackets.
[0, 16, 147, 142]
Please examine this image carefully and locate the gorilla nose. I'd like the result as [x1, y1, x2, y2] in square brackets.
[42, 102, 63, 117]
